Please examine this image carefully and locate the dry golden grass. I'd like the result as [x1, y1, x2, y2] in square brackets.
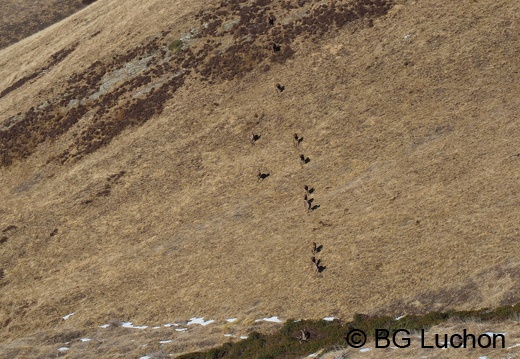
[0, 0, 519, 357]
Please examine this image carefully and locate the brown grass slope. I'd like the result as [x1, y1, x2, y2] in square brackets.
[0, 0, 519, 356]
[0, 0, 97, 50]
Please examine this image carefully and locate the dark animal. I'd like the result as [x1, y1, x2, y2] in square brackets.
[272, 43, 281, 52]
[311, 257, 325, 274]
[304, 185, 314, 194]
[300, 154, 310, 165]
[250, 133, 261, 144]
[276, 83, 285, 92]
[268, 16, 275, 26]
[257, 170, 270, 181]
[294, 133, 303, 147]
[311, 257, 321, 274]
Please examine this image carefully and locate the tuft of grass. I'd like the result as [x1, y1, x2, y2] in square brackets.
[168, 39, 184, 52]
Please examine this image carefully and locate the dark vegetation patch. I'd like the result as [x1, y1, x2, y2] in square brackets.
[178, 303, 520, 359]
[0, 1, 95, 50]
[2, 225, 18, 233]
[0, 43, 77, 100]
[1, 0, 393, 168]
[96, 171, 126, 197]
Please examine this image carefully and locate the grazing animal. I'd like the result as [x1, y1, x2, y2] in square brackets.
[300, 154, 310, 165]
[276, 83, 285, 92]
[311, 241, 318, 255]
[250, 133, 261, 144]
[304, 185, 315, 194]
[311, 257, 320, 274]
[294, 133, 303, 147]
[268, 15, 275, 26]
[310, 204, 320, 211]
[257, 170, 270, 181]
[272, 43, 281, 52]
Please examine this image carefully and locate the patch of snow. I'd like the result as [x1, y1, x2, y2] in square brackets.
[62, 312, 75, 320]
[152, 326, 161, 329]
[226, 318, 237, 323]
[359, 348, 371, 352]
[323, 317, 335, 321]
[187, 317, 215, 326]
[164, 323, 173, 327]
[99, 324, 110, 328]
[140, 356, 151, 359]
[254, 316, 283, 323]
[307, 353, 318, 357]
[80, 338, 91, 342]
[478, 356, 489, 359]
[240, 335, 248, 339]
[395, 315, 406, 320]
[175, 328, 188, 332]
[507, 343, 520, 349]
[159, 340, 172, 344]
[58, 347, 69, 352]
[484, 332, 506, 336]
[224, 334, 233, 337]
[121, 321, 148, 329]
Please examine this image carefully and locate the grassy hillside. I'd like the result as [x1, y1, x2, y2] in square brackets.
[0, 0, 519, 357]
[0, 0, 97, 50]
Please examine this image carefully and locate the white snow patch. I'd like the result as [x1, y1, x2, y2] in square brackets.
[187, 317, 215, 326]
[395, 315, 406, 320]
[359, 348, 371, 352]
[121, 321, 148, 329]
[159, 340, 172, 344]
[478, 356, 489, 359]
[226, 318, 237, 323]
[507, 343, 520, 349]
[164, 324, 173, 327]
[254, 316, 283, 323]
[140, 356, 151, 359]
[484, 332, 506, 336]
[240, 335, 248, 339]
[323, 317, 335, 321]
[152, 326, 161, 329]
[99, 324, 110, 328]
[58, 347, 69, 352]
[307, 353, 319, 357]
[175, 328, 188, 332]
[62, 312, 75, 320]
[80, 338, 91, 342]
[224, 334, 233, 337]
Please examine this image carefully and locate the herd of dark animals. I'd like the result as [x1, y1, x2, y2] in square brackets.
[252, 86, 325, 281]
[249, 17, 326, 344]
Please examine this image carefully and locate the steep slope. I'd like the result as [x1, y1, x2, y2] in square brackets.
[0, 0, 97, 50]
[0, 0, 519, 357]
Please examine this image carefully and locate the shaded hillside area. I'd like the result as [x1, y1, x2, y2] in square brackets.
[0, 0, 519, 357]
[0, 0, 96, 50]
